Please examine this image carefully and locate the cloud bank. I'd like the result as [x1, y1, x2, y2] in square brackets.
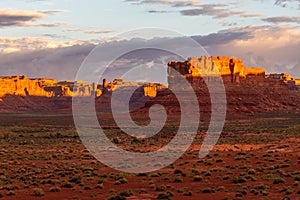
[0, 25, 299, 80]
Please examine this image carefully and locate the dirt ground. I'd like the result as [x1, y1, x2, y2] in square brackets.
[0, 112, 299, 200]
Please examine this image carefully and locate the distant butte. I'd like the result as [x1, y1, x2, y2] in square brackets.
[0, 56, 299, 114]
[0, 56, 299, 99]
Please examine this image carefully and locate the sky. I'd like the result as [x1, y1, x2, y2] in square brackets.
[0, 0, 300, 80]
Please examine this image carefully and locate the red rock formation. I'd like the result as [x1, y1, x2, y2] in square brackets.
[168, 56, 265, 78]
[0, 76, 54, 97]
[143, 83, 157, 97]
[0, 76, 103, 98]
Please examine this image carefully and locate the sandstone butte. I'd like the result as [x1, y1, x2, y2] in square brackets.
[0, 56, 299, 99]
[168, 56, 266, 77]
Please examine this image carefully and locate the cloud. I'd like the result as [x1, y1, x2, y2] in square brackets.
[124, 0, 203, 7]
[147, 10, 170, 13]
[0, 9, 44, 27]
[0, 37, 88, 53]
[125, 0, 263, 20]
[83, 29, 113, 35]
[179, 4, 264, 19]
[37, 10, 68, 15]
[191, 30, 252, 46]
[205, 25, 300, 77]
[0, 25, 299, 80]
[180, 6, 244, 18]
[42, 34, 71, 39]
[262, 16, 300, 24]
[64, 28, 113, 35]
[274, 0, 300, 8]
[0, 9, 67, 27]
[30, 22, 69, 27]
[240, 13, 265, 18]
[0, 44, 95, 80]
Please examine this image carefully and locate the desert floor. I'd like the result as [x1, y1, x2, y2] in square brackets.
[0, 112, 299, 200]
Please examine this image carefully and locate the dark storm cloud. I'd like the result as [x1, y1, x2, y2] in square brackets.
[191, 31, 253, 46]
[262, 16, 300, 24]
[0, 9, 44, 27]
[180, 6, 243, 18]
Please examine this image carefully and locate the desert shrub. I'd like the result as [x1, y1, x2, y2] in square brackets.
[235, 193, 243, 197]
[157, 191, 173, 199]
[285, 189, 293, 195]
[204, 171, 212, 176]
[61, 182, 74, 188]
[261, 190, 269, 196]
[5, 185, 19, 190]
[231, 176, 247, 184]
[32, 188, 44, 196]
[191, 169, 200, 175]
[273, 178, 285, 184]
[247, 169, 256, 175]
[156, 185, 166, 192]
[137, 173, 147, 177]
[69, 175, 82, 184]
[173, 177, 183, 183]
[6, 191, 15, 196]
[293, 176, 300, 181]
[107, 195, 126, 200]
[131, 138, 140, 144]
[90, 193, 98, 198]
[250, 189, 259, 195]
[279, 187, 292, 194]
[177, 188, 185, 193]
[49, 186, 61, 192]
[114, 178, 128, 185]
[201, 188, 215, 193]
[236, 152, 246, 156]
[97, 178, 106, 184]
[95, 183, 104, 189]
[253, 184, 269, 190]
[118, 190, 133, 197]
[193, 175, 202, 182]
[83, 185, 91, 190]
[99, 174, 108, 178]
[245, 174, 257, 181]
[291, 171, 300, 175]
[183, 191, 192, 196]
[112, 137, 120, 144]
[217, 186, 226, 192]
[150, 173, 161, 177]
[174, 169, 183, 175]
[237, 189, 247, 195]
[3, 133, 9, 140]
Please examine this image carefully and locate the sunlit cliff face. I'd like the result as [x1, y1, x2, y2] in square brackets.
[1, 56, 299, 99]
[168, 56, 265, 77]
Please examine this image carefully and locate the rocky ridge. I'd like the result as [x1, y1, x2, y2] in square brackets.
[0, 56, 299, 114]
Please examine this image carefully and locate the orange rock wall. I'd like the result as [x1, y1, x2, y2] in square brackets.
[168, 56, 265, 77]
[0, 76, 102, 98]
[143, 83, 157, 98]
[0, 76, 54, 97]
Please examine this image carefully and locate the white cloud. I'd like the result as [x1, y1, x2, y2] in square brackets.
[0, 37, 88, 53]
